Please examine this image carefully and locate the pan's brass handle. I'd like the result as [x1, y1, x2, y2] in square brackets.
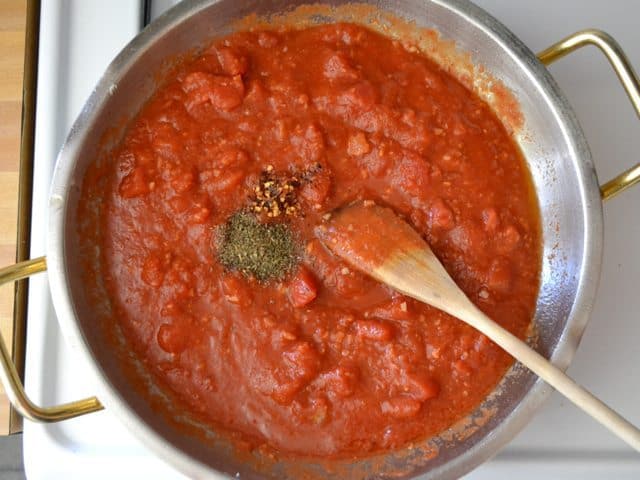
[0, 257, 103, 422]
[537, 29, 640, 202]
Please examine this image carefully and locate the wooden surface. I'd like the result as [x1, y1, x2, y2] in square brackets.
[0, 0, 27, 434]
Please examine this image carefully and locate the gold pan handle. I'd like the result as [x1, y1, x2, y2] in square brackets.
[0, 257, 103, 422]
[537, 29, 640, 201]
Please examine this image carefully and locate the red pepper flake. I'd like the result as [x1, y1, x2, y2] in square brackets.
[250, 163, 325, 218]
[250, 165, 301, 218]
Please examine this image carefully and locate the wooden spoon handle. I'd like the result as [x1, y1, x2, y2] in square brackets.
[460, 303, 640, 452]
[375, 248, 640, 451]
[321, 203, 640, 450]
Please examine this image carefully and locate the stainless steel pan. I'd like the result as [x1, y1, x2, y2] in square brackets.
[1, 1, 639, 478]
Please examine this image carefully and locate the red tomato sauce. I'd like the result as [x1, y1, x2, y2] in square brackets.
[80, 23, 541, 458]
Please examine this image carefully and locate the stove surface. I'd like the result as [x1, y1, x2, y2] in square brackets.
[23, 1, 640, 478]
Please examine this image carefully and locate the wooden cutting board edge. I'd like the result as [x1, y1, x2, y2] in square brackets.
[0, 0, 28, 435]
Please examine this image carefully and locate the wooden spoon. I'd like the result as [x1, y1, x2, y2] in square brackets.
[316, 201, 640, 452]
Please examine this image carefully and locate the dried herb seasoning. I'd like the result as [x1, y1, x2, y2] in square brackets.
[218, 211, 297, 281]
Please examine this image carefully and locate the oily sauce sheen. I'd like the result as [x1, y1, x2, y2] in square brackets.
[81, 24, 541, 457]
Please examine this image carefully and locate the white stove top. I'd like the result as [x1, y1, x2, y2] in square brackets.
[23, 1, 640, 478]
